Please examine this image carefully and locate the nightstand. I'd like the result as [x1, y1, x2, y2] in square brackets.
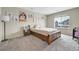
[23, 29, 30, 36]
[23, 25, 30, 36]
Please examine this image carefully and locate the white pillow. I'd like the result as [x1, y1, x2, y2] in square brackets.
[30, 24, 36, 28]
[36, 26, 41, 28]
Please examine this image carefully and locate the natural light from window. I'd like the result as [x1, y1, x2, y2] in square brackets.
[54, 16, 70, 28]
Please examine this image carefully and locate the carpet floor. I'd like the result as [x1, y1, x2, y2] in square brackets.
[0, 35, 48, 51]
[44, 34, 79, 51]
[0, 34, 78, 51]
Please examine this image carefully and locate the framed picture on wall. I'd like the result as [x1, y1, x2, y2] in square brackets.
[28, 13, 34, 22]
[19, 12, 27, 22]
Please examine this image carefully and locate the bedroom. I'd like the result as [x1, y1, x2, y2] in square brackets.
[0, 7, 78, 51]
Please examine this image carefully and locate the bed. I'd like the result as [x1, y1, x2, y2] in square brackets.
[30, 27, 61, 45]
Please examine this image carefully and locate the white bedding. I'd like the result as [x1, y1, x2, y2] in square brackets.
[30, 27, 60, 36]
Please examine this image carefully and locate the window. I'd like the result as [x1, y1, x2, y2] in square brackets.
[54, 16, 70, 28]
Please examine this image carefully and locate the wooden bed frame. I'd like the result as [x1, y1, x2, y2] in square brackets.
[30, 30, 61, 45]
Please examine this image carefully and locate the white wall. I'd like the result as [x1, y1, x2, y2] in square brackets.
[0, 7, 46, 40]
[33, 13, 46, 27]
[47, 8, 79, 35]
[0, 8, 3, 41]
[0, 21, 3, 41]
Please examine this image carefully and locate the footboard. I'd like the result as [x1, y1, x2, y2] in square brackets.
[48, 31, 61, 44]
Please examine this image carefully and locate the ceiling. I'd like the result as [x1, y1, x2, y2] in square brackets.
[21, 7, 75, 15]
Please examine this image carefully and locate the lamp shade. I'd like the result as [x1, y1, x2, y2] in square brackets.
[1, 16, 10, 22]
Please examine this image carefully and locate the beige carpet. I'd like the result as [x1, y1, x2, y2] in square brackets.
[44, 34, 79, 51]
[0, 34, 78, 51]
[0, 35, 48, 51]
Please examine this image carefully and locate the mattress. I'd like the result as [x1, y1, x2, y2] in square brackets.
[30, 28, 60, 36]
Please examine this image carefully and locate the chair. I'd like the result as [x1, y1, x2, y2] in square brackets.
[73, 27, 79, 39]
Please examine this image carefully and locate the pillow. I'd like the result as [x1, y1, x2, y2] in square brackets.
[35, 25, 41, 28]
[30, 24, 36, 28]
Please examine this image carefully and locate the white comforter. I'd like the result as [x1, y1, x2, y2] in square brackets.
[31, 27, 60, 36]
